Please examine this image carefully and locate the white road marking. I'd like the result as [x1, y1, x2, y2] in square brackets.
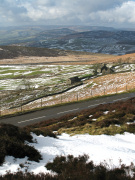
[113, 97, 129, 102]
[88, 103, 101, 108]
[87, 97, 128, 108]
[57, 108, 79, 115]
[18, 115, 46, 124]
[18, 97, 130, 124]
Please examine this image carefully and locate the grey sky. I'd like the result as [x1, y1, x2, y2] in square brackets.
[0, 0, 135, 28]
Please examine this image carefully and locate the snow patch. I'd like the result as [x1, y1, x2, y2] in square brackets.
[1, 133, 135, 175]
[104, 111, 109, 115]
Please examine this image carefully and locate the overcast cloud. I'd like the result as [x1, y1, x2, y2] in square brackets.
[0, 0, 135, 28]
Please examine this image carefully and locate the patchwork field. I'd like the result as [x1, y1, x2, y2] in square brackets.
[0, 46, 135, 115]
[0, 62, 135, 115]
[0, 64, 94, 90]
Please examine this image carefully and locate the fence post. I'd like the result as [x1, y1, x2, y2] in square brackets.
[91, 89, 92, 96]
[0, 101, 2, 116]
[104, 88, 105, 95]
[21, 104, 23, 112]
[116, 87, 117, 94]
[61, 96, 62, 103]
[0, 102, 1, 116]
[126, 85, 127, 91]
[41, 98, 42, 107]
[77, 93, 78, 101]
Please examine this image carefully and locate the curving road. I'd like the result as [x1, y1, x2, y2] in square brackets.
[0, 92, 135, 127]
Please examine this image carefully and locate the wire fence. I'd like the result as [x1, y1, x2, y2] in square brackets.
[0, 84, 134, 116]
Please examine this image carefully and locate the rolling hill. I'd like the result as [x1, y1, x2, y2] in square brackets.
[1, 26, 135, 55]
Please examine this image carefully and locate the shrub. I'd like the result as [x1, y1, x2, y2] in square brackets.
[0, 124, 42, 165]
[0, 171, 57, 180]
[0, 124, 33, 143]
[0, 140, 6, 165]
[96, 119, 120, 128]
[127, 124, 135, 134]
[31, 128, 57, 138]
[0, 155, 135, 179]
[45, 155, 135, 180]
[46, 154, 95, 179]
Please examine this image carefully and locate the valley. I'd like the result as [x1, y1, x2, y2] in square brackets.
[0, 53, 135, 116]
[0, 45, 134, 116]
[1, 0, 135, 177]
[0, 27, 135, 179]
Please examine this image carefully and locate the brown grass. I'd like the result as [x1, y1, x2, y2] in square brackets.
[0, 54, 114, 65]
[0, 52, 135, 65]
[25, 97, 135, 136]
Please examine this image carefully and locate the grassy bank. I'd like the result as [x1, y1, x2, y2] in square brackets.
[25, 97, 135, 136]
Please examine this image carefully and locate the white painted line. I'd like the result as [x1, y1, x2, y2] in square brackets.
[88, 103, 101, 108]
[88, 97, 129, 108]
[57, 108, 79, 115]
[113, 97, 129, 102]
[18, 115, 46, 124]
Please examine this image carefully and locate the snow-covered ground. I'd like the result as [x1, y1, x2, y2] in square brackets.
[22, 71, 135, 111]
[1, 64, 135, 115]
[0, 64, 134, 90]
[0, 133, 135, 175]
[114, 64, 135, 72]
[0, 64, 93, 90]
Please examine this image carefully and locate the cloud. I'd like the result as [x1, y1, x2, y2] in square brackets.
[20, 0, 129, 24]
[21, 1, 69, 21]
[89, 1, 135, 25]
[0, 0, 134, 27]
[0, 0, 27, 25]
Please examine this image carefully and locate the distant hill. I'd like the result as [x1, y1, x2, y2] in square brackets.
[26, 30, 135, 55]
[0, 45, 94, 60]
[0, 26, 46, 45]
[0, 46, 67, 59]
[0, 26, 77, 46]
[36, 28, 77, 39]
[68, 25, 116, 32]
[0, 26, 135, 55]
[59, 30, 135, 41]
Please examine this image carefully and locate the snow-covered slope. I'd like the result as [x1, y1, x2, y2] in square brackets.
[0, 133, 135, 175]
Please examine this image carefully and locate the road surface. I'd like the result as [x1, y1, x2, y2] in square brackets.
[0, 92, 135, 127]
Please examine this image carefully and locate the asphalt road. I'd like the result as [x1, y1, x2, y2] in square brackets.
[0, 92, 135, 127]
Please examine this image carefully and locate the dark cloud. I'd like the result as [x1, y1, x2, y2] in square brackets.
[0, 0, 135, 28]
